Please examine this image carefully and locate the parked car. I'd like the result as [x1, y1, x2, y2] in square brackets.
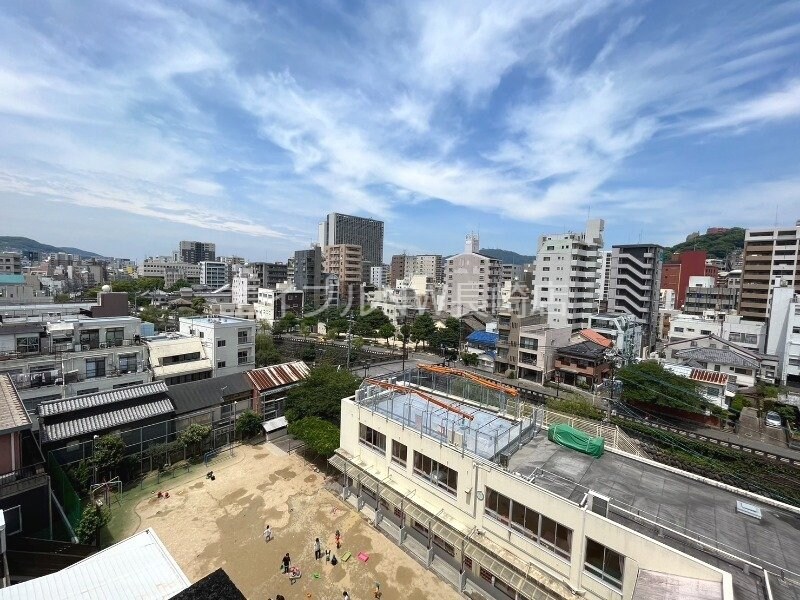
[765, 411, 783, 428]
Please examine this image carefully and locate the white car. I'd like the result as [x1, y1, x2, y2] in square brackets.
[765, 411, 783, 428]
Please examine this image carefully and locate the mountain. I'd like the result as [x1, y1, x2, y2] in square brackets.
[0, 236, 103, 258]
[479, 248, 535, 265]
[664, 228, 745, 260]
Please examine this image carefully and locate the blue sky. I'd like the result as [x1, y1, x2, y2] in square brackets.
[1, 1, 799, 261]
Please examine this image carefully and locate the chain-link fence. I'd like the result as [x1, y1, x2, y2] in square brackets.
[47, 451, 81, 531]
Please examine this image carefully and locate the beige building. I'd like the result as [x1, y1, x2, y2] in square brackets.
[444, 234, 502, 317]
[739, 224, 800, 322]
[324, 244, 363, 308]
[326, 371, 791, 600]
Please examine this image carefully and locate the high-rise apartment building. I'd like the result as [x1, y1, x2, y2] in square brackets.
[323, 244, 363, 307]
[0, 252, 22, 274]
[389, 254, 444, 286]
[178, 241, 216, 264]
[248, 262, 289, 290]
[294, 246, 324, 309]
[370, 265, 389, 288]
[739, 223, 800, 322]
[199, 261, 228, 289]
[319, 213, 384, 268]
[530, 219, 604, 331]
[607, 243, 663, 351]
[595, 250, 611, 306]
[444, 234, 502, 317]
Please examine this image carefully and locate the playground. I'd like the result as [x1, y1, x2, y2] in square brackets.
[127, 442, 462, 600]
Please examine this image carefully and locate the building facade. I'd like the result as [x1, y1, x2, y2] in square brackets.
[199, 261, 228, 289]
[254, 289, 304, 326]
[739, 223, 800, 322]
[0, 253, 22, 275]
[660, 250, 707, 310]
[607, 244, 663, 352]
[178, 241, 216, 264]
[319, 212, 384, 269]
[138, 259, 201, 287]
[667, 313, 766, 353]
[444, 234, 502, 318]
[178, 317, 256, 378]
[231, 275, 260, 305]
[293, 247, 324, 309]
[249, 262, 289, 290]
[324, 244, 363, 308]
[370, 265, 390, 288]
[587, 313, 642, 363]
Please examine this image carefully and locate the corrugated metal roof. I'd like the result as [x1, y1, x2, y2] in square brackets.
[246, 360, 310, 391]
[41, 398, 174, 443]
[0, 528, 189, 600]
[39, 381, 169, 417]
[0, 374, 31, 432]
[690, 368, 728, 385]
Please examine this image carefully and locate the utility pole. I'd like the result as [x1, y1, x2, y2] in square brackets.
[346, 314, 354, 371]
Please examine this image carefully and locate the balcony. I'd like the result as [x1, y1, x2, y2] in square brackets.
[237, 336, 253, 345]
[0, 337, 142, 362]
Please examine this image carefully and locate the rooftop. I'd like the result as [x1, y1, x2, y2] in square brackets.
[39, 381, 169, 417]
[508, 434, 800, 600]
[557, 339, 607, 359]
[168, 372, 252, 415]
[0, 528, 189, 600]
[0, 275, 25, 285]
[180, 316, 255, 327]
[0, 374, 31, 433]
[674, 347, 759, 368]
[246, 360, 310, 391]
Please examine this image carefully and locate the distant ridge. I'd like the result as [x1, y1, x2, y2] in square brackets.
[664, 228, 745, 260]
[0, 236, 102, 258]
[479, 248, 534, 265]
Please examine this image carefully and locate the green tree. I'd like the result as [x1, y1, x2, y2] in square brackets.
[460, 352, 478, 366]
[91, 435, 124, 479]
[235, 410, 263, 439]
[179, 423, 211, 457]
[76, 503, 110, 544]
[411, 313, 435, 349]
[279, 311, 299, 333]
[285, 364, 360, 425]
[617, 361, 708, 413]
[300, 323, 311, 338]
[378, 323, 395, 347]
[325, 327, 340, 341]
[54, 293, 71, 303]
[399, 323, 411, 358]
[169, 279, 191, 291]
[255, 333, 282, 367]
[287, 416, 340, 457]
[352, 336, 365, 351]
[191, 297, 207, 314]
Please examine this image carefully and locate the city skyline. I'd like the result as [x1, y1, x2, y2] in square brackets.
[1, 2, 799, 260]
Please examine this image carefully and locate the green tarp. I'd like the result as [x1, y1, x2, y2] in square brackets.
[547, 424, 605, 457]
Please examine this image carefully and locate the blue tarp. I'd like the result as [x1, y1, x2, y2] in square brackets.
[466, 331, 499, 347]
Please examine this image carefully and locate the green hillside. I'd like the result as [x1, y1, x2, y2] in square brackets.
[0, 236, 102, 258]
[664, 228, 745, 260]
[479, 248, 535, 265]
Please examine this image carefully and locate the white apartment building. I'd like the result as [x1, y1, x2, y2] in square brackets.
[595, 250, 611, 305]
[587, 313, 643, 363]
[254, 288, 304, 326]
[324, 273, 340, 308]
[179, 316, 256, 378]
[766, 283, 800, 385]
[138, 259, 201, 287]
[231, 275, 260, 305]
[206, 303, 256, 320]
[531, 219, 604, 332]
[145, 334, 213, 386]
[667, 313, 766, 352]
[366, 288, 421, 326]
[444, 234, 502, 318]
[200, 261, 228, 288]
[326, 374, 773, 600]
[370, 265, 389, 288]
[0, 315, 150, 418]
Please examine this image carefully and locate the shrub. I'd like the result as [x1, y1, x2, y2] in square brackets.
[236, 410, 263, 439]
[76, 503, 110, 544]
[547, 397, 604, 421]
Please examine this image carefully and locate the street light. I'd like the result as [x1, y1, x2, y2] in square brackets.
[92, 434, 99, 485]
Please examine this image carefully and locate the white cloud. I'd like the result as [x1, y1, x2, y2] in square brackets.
[696, 79, 800, 132]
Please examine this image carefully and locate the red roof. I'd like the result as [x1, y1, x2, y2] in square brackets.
[246, 361, 310, 391]
[689, 369, 728, 385]
[578, 329, 613, 348]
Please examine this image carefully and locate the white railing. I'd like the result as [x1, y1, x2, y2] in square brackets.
[540, 408, 647, 459]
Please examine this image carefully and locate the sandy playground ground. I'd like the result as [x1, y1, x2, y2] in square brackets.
[130, 442, 464, 600]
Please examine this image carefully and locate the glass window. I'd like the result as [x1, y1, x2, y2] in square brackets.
[85, 358, 105, 379]
[391, 440, 407, 466]
[412, 451, 457, 495]
[585, 539, 624, 590]
[105, 328, 124, 346]
[119, 354, 137, 373]
[217, 340, 226, 347]
[16, 335, 40, 354]
[359, 423, 386, 453]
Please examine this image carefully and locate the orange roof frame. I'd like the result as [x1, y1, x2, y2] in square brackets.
[364, 378, 475, 420]
[417, 364, 519, 397]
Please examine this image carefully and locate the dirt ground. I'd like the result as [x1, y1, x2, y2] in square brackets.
[132, 442, 463, 600]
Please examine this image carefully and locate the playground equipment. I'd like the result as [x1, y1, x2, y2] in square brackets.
[89, 477, 122, 511]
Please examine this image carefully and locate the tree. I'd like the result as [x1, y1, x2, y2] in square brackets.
[91, 435, 124, 479]
[325, 327, 340, 341]
[411, 313, 435, 349]
[255, 333, 282, 367]
[399, 323, 411, 359]
[191, 297, 207, 314]
[179, 423, 211, 457]
[300, 323, 311, 339]
[169, 279, 191, 291]
[235, 410, 263, 439]
[54, 293, 71, 303]
[288, 417, 340, 457]
[279, 311, 299, 333]
[460, 352, 478, 366]
[352, 336, 365, 351]
[285, 364, 360, 425]
[378, 323, 395, 347]
[617, 361, 708, 413]
[76, 503, 110, 544]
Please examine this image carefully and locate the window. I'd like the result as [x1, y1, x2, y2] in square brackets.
[16, 335, 40, 354]
[673, 327, 684, 333]
[412, 451, 458, 495]
[217, 340, 226, 347]
[463, 556, 473, 570]
[585, 539, 624, 590]
[359, 423, 386, 453]
[433, 534, 455, 556]
[706, 387, 720, 397]
[105, 328, 124, 346]
[217, 361, 226, 368]
[391, 440, 407, 467]
[238, 350, 249, 365]
[221, 403, 234, 420]
[540, 515, 572, 559]
[733, 367, 750, 375]
[119, 354, 137, 373]
[85, 358, 105, 379]
[238, 329, 250, 344]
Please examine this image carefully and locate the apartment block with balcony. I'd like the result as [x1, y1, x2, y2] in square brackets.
[765, 284, 800, 385]
[144, 334, 213, 386]
[444, 234, 502, 318]
[0, 253, 22, 275]
[294, 246, 324, 308]
[324, 244, 363, 308]
[531, 219, 604, 332]
[0, 316, 150, 420]
[607, 244, 663, 352]
[254, 288, 304, 326]
[178, 316, 255, 378]
[683, 276, 739, 315]
[199, 261, 228, 288]
[739, 223, 800, 322]
[138, 259, 201, 288]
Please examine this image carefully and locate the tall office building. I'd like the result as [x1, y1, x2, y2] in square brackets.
[607, 243, 664, 351]
[249, 262, 289, 289]
[739, 223, 800, 322]
[178, 241, 216, 264]
[318, 213, 384, 268]
[294, 246, 324, 309]
[530, 219, 604, 331]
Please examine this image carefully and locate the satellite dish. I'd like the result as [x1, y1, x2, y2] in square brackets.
[101, 284, 112, 293]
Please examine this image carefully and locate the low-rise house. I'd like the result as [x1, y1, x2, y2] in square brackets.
[554, 340, 611, 387]
[178, 316, 256, 378]
[662, 364, 734, 407]
[167, 372, 253, 432]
